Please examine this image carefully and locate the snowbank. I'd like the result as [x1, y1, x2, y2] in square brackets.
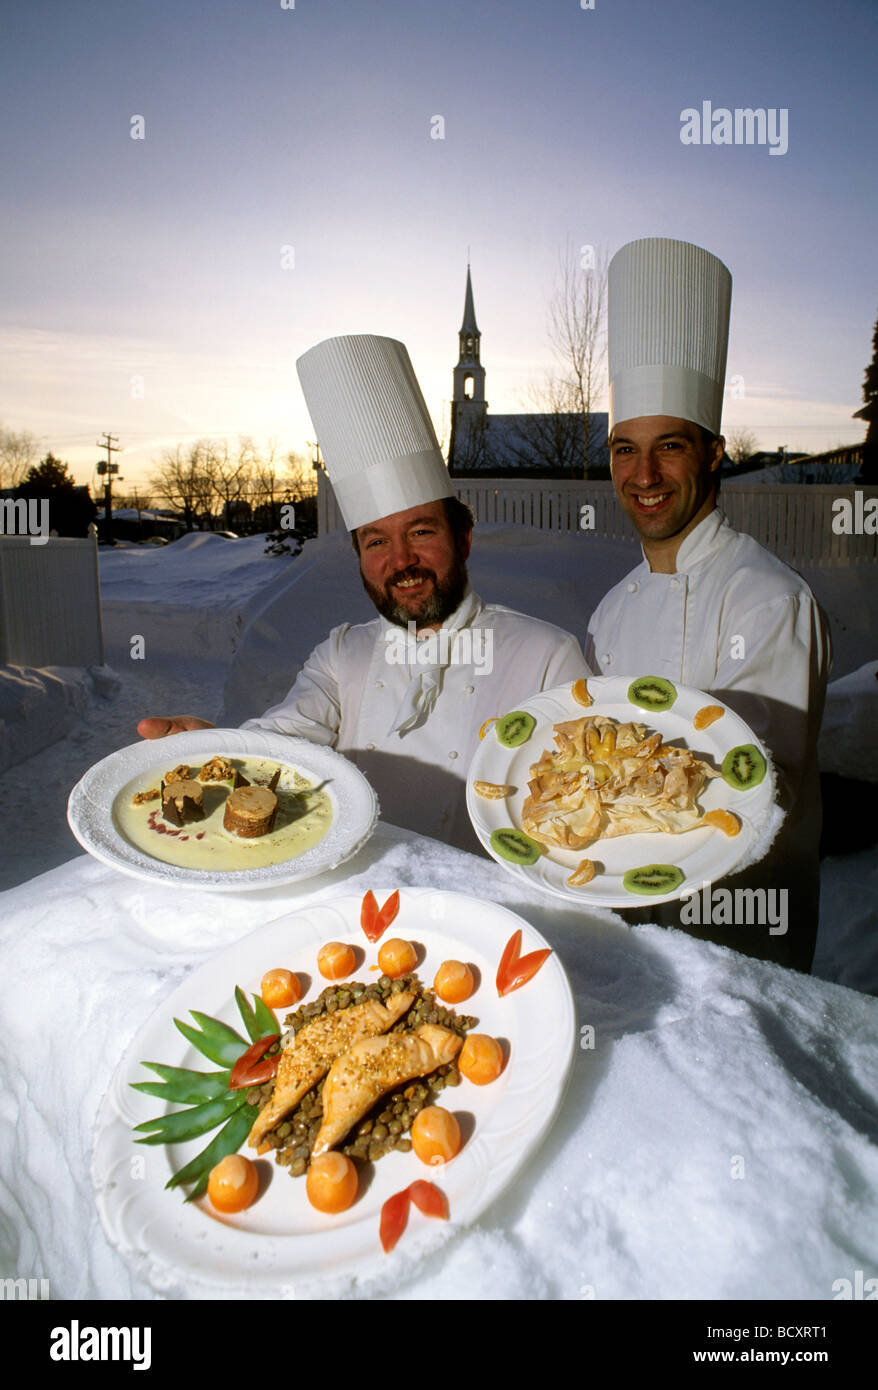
[0, 664, 120, 776]
[99, 533, 298, 662]
[818, 661, 878, 783]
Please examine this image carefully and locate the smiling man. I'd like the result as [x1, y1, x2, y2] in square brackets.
[586, 239, 831, 971]
[140, 335, 588, 850]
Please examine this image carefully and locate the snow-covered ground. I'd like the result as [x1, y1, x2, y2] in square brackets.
[1, 526, 876, 993]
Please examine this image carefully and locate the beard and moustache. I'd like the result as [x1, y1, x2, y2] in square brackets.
[360, 546, 470, 629]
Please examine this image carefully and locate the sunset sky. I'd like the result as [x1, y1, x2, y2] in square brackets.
[1, 0, 875, 490]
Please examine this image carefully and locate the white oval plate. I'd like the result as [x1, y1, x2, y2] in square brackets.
[67, 729, 378, 892]
[467, 677, 778, 908]
[91, 888, 575, 1296]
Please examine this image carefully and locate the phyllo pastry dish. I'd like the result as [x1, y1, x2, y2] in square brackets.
[521, 714, 719, 851]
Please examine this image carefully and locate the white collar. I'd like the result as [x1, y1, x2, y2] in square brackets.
[640, 508, 730, 575]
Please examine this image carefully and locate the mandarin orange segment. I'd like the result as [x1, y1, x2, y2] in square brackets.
[571, 678, 593, 708]
[703, 809, 741, 836]
[694, 704, 725, 730]
[567, 858, 596, 886]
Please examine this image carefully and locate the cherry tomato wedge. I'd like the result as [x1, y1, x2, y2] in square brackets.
[496, 929, 522, 994]
[360, 889, 401, 943]
[496, 930, 552, 996]
[408, 1180, 448, 1219]
[228, 1033, 280, 1090]
[499, 948, 552, 996]
[379, 1181, 448, 1252]
[379, 1188, 411, 1252]
[361, 891, 380, 941]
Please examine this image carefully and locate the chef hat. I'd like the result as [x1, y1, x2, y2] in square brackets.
[296, 334, 451, 530]
[608, 238, 732, 436]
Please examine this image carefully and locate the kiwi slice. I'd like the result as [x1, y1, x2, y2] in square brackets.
[721, 744, 766, 790]
[496, 710, 536, 747]
[627, 675, 678, 711]
[622, 864, 685, 895]
[490, 828, 542, 865]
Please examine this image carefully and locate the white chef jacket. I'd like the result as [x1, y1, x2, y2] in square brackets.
[586, 507, 832, 967]
[242, 589, 589, 853]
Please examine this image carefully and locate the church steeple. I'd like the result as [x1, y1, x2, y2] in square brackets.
[449, 263, 487, 472]
[453, 264, 486, 406]
[460, 264, 480, 346]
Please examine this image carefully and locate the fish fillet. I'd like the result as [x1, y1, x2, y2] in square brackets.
[311, 1023, 463, 1157]
[247, 991, 414, 1147]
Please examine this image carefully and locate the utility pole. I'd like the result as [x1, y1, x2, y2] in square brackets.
[96, 433, 122, 544]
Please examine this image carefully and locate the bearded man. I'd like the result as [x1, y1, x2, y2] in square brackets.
[140, 335, 588, 851]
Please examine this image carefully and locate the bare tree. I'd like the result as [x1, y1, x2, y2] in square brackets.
[114, 486, 154, 513]
[149, 444, 207, 531]
[726, 428, 759, 466]
[546, 240, 609, 478]
[449, 412, 490, 472]
[0, 423, 39, 489]
[214, 436, 256, 529]
[505, 376, 584, 474]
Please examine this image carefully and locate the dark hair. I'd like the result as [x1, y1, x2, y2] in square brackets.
[698, 427, 724, 494]
[350, 496, 475, 554]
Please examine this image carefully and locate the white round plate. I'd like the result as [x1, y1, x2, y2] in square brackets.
[67, 729, 378, 892]
[92, 888, 575, 1296]
[467, 677, 778, 908]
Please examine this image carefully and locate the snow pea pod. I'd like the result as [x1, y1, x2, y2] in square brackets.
[235, 986, 260, 1042]
[252, 993, 278, 1037]
[174, 1011, 248, 1067]
[131, 1064, 231, 1105]
[167, 1106, 256, 1195]
[134, 1092, 248, 1145]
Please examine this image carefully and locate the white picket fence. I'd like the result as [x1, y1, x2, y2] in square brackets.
[317, 473, 877, 567]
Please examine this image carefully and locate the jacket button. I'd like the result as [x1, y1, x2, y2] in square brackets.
[627, 581, 638, 593]
[448, 750, 458, 760]
[375, 680, 384, 689]
[365, 741, 376, 751]
[670, 578, 681, 590]
[602, 654, 612, 666]
[465, 685, 475, 695]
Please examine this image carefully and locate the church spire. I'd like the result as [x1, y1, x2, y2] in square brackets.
[449, 262, 487, 473]
[460, 263, 480, 337]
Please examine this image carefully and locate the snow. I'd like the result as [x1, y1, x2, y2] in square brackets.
[0, 521, 876, 1302]
[1, 826, 877, 1301]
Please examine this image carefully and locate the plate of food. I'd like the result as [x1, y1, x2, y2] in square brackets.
[467, 676, 780, 908]
[67, 728, 378, 891]
[91, 887, 575, 1295]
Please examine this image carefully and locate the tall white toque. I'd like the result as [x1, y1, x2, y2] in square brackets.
[608, 238, 732, 436]
[296, 334, 452, 531]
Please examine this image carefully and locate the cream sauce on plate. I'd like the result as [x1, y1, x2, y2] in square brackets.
[114, 757, 333, 871]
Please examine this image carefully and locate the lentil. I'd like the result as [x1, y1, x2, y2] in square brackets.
[260, 971, 476, 1176]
